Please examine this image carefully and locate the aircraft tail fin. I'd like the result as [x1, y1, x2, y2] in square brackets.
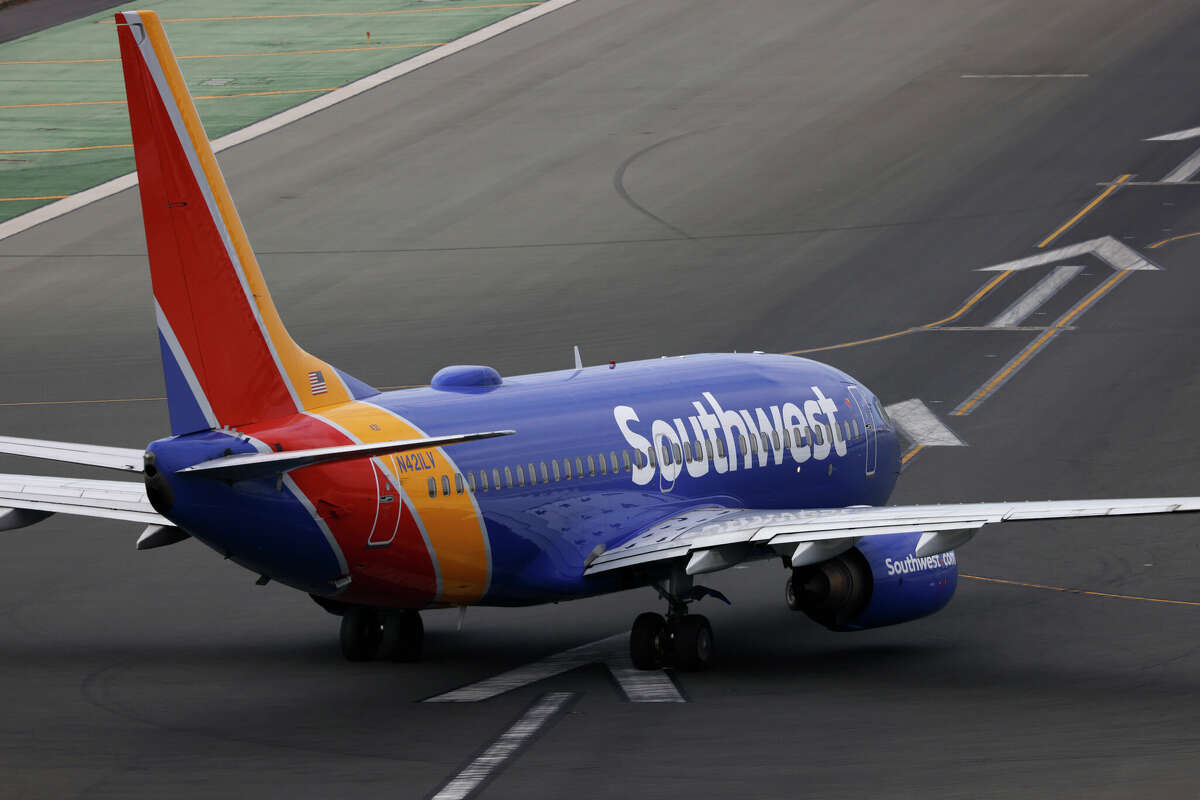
[115, 11, 376, 436]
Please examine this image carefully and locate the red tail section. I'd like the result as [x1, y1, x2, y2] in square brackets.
[116, 11, 373, 435]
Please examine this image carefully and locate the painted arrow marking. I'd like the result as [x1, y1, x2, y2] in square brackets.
[425, 634, 685, 703]
[976, 236, 1160, 272]
[1146, 127, 1200, 183]
[986, 265, 1084, 328]
[885, 400, 965, 448]
[1145, 126, 1200, 142]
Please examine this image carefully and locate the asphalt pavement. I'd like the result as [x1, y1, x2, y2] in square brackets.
[2, 0, 1200, 797]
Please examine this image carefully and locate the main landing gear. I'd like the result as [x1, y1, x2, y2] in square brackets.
[629, 569, 729, 671]
[339, 607, 423, 662]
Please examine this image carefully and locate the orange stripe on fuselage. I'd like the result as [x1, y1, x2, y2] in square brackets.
[245, 410, 440, 607]
[315, 401, 490, 604]
[136, 11, 351, 413]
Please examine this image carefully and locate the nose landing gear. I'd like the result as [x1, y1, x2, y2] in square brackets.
[629, 568, 727, 671]
[339, 607, 423, 662]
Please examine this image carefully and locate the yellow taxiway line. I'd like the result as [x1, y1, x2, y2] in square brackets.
[962, 573, 1200, 607]
[1036, 173, 1130, 248]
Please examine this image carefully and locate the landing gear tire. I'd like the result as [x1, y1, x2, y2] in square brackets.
[379, 610, 423, 662]
[340, 607, 382, 662]
[785, 576, 801, 611]
[670, 614, 713, 671]
[630, 612, 667, 670]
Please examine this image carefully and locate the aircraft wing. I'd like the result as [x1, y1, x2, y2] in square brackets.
[0, 435, 144, 473]
[583, 498, 1200, 576]
[0, 473, 169, 529]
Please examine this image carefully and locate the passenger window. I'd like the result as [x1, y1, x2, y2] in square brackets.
[630, 450, 641, 469]
[454, 473, 463, 494]
[647, 447, 657, 468]
[467, 472, 476, 492]
[748, 432, 758, 452]
[814, 426, 824, 446]
[587, 455, 596, 477]
[792, 426, 803, 446]
[442, 475, 451, 496]
[661, 443, 671, 464]
[610, 451, 619, 473]
[672, 442, 682, 464]
[682, 441, 693, 463]
[479, 470, 489, 491]
[598, 454, 607, 475]
[527, 463, 536, 486]
[516, 465, 525, 487]
[623, 450, 632, 471]
[563, 459, 573, 480]
[717, 438, 727, 458]
[427, 477, 437, 498]
[493, 467, 502, 489]
[782, 428, 791, 448]
[552, 459, 561, 481]
[575, 457, 584, 477]
[737, 435, 747, 456]
[772, 430, 781, 450]
[540, 461, 550, 483]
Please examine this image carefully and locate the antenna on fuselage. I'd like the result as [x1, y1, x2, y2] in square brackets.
[573, 345, 583, 370]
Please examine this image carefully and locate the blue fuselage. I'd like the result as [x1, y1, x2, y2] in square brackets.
[151, 353, 901, 606]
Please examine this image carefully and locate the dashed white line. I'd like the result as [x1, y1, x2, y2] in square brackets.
[431, 692, 575, 800]
[960, 73, 1087, 79]
[986, 265, 1083, 328]
[425, 633, 685, 703]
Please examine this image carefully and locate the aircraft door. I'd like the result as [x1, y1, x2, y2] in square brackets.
[366, 459, 401, 548]
[847, 386, 877, 477]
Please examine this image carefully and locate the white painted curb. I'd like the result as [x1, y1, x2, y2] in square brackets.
[0, 0, 579, 242]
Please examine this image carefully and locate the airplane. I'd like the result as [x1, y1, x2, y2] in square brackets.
[1, 9, 1197, 671]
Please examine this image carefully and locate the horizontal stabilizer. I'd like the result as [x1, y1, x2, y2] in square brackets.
[180, 430, 516, 481]
[0, 436, 143, 473]
[0, 473, 170, 527]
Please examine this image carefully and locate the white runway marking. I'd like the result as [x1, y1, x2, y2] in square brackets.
[986, 265, 1083, 328]
[425, 634, 685, 703]
[431, 692, 575, 800]
[1162, 146, 1200, 183]
[975, 236, 1160, 272]
[952, 269, 1133, 416]
[1145, 126, 1200, 142]
[885, 400, 965, 448]
[960, 73, 1087, 79]
[0, 0, 580, 243]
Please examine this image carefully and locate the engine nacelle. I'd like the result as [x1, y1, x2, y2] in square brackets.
[790, 532, 957, 631]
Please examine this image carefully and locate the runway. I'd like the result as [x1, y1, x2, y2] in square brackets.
[2, 0, 1200, 796]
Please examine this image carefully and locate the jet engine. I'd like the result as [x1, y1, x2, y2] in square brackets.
[787, 532, 958, 631]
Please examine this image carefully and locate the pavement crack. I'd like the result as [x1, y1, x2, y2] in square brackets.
[613, 130, 707, 240]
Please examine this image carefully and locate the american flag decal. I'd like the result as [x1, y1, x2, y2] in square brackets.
[308, 370, 328, 395]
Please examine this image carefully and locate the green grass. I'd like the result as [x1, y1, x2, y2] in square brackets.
[0, 0, 540, 222]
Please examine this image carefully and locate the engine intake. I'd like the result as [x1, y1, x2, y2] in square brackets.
[788, 532, 958, 631]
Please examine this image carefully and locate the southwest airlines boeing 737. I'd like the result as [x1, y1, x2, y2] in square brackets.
[1, 11, 1196, 670]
